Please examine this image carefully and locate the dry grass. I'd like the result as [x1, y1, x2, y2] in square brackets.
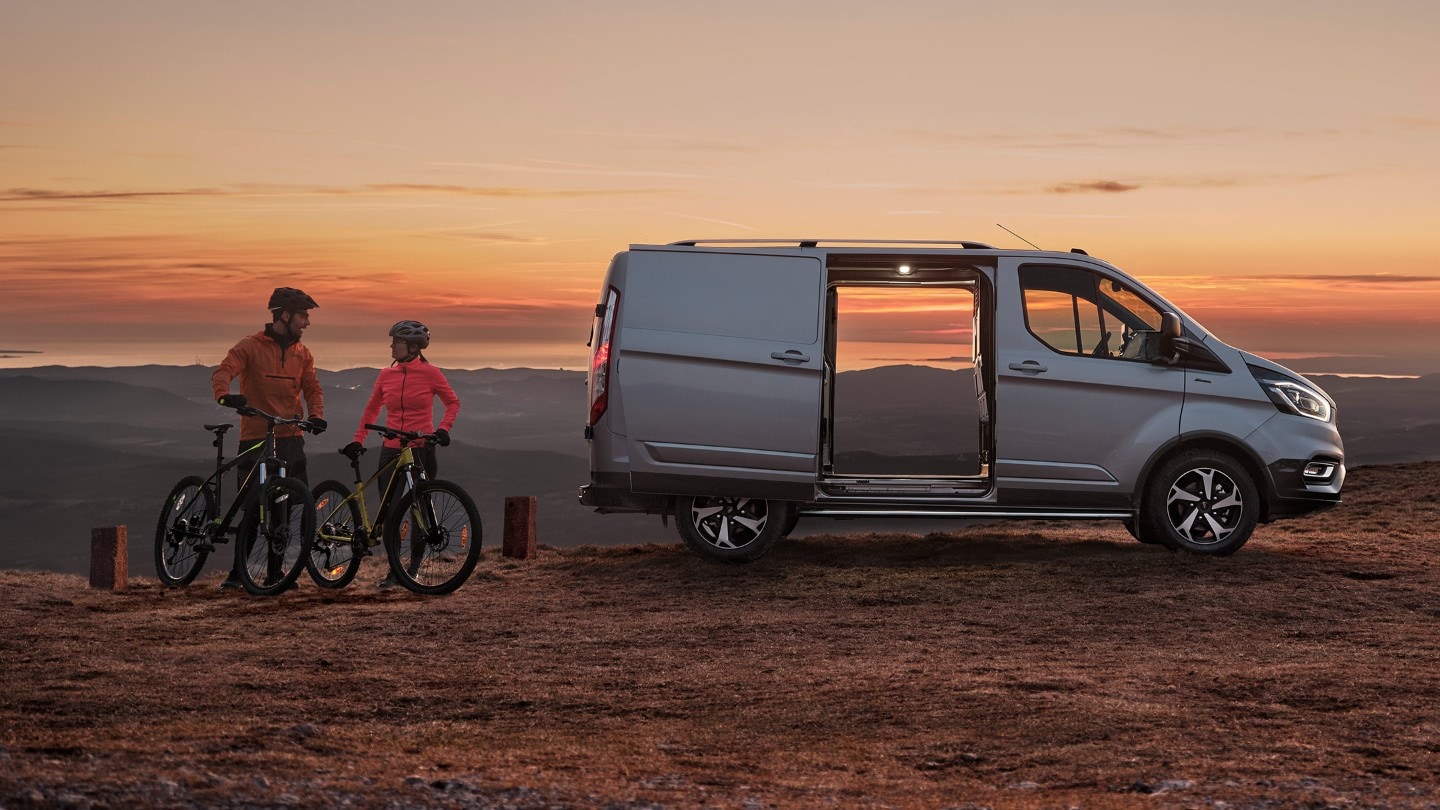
[2, 462, 1439, 808]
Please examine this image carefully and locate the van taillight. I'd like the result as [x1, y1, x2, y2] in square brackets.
[588, 288, 618, 426]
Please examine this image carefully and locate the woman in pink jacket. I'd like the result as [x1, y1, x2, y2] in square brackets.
[343, 319, 460, 481]
[343, 320, 460, 586]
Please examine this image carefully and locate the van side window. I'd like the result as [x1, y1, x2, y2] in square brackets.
[1020, 265, 1164, 361]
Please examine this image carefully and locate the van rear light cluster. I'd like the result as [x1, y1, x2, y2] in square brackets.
[587, 288, 619, 426]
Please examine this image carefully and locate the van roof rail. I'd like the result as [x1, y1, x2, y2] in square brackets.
[666, 238, 998, 250]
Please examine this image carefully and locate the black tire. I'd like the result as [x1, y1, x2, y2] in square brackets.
[1139, 451, 1259, 556]
[384, 480, 482, 596]
[781, 509, 802, 538]
[1121, 518, 1164, 545]
[155, 475, 215, 587]
[308, 480, 364, 589]
[675, 495, 790, 563]
[236, 477, 315, 596]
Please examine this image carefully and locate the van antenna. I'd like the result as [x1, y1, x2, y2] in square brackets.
[996, 223, 1042, 250]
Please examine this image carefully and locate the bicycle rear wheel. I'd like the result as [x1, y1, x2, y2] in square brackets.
[308, 480, 364, 588]
[384, 480, 482, 596]
[236, 477, 314, 596]
[154, 475, 215, 587]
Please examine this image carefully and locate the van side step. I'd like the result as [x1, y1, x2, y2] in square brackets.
[799, 506, 1131, 520]
[820, 477, 990, 497]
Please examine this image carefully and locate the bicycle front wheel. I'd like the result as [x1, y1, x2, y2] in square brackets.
[384, 480, 482, 596]
[308, 480, 364, 588]
[236, 477, 315, 596]
[154, 475, 216, 587]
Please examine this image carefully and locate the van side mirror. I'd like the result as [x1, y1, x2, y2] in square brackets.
[1157, 311, 1183, 365]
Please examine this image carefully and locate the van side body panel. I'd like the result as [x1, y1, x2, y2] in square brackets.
[992, 257, 1185, 507]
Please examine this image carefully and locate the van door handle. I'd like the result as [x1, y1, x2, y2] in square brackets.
[1008, 360, 1048, 374]
[771, 350, 810, 364]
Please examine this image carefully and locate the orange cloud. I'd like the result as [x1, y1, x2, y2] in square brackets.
[0, 183, 675, 205]
[1048, 180, 1141, 194]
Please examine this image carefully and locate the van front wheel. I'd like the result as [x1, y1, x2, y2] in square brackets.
[1139, 451, 1259, 555]
[676, 495, 790, 563]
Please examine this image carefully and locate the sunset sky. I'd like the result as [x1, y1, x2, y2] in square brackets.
[3, 1, 1437, 375]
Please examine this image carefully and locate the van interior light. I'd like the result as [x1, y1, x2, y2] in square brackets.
[897, 265, 913, 276]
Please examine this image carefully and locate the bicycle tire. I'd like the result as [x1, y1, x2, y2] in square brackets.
[154, 475, 215, 587]
[308, 480, 364, 588]
[384, 479, 482, 596]
[236, 477, 315, 596]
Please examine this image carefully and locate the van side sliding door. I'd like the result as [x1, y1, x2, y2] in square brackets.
[618, 250, 825, 501]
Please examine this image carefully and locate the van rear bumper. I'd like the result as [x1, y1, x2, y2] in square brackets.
[1262, 457, 1344, 521]
[578, 474, 668, 514]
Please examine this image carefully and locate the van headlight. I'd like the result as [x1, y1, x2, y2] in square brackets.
[1248, 366, 1334, 422]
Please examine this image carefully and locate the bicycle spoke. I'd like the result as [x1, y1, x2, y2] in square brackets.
[154, 476, 214, 587]
[385, 481, 481, 595]
[238, 478, 313, 595]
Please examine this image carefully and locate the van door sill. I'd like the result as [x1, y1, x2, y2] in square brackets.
[820, 475, 990, 497]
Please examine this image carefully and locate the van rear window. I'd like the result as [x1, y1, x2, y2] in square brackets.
[624, 251, 822, 344]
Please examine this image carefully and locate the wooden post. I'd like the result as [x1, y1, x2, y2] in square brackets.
[90, 526, 128, 590]
[502, 496, 537, 560]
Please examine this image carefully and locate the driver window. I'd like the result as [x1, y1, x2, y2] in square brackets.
[1020, 266, 1163, 361]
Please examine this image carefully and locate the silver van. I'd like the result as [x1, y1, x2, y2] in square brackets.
[580, 239, 1344, 561]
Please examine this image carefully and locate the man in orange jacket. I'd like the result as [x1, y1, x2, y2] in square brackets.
[211, 286, 327, 589]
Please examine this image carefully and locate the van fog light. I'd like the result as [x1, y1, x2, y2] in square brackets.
[1303, 462, 1335, 479]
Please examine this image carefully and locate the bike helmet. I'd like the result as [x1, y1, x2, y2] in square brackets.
[268, 287, 318, 313]
[389, 319, 431, 349]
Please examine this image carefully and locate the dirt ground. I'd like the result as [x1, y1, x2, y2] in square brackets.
[2, 462, 1438, 809]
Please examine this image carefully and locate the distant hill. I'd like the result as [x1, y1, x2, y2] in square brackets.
[1309, 373, 1440, 465]
[1, 364, 1436, 574]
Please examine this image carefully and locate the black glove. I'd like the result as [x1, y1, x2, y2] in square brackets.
[433, 428, 451, 447]
[308, 417, 328, 435]
[217, 394, 247, 409]
[341, 441, 365, 461]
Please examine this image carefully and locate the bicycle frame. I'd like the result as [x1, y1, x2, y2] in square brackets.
[182, 411, 304, 549]
[306, 422, 480, 595]
[317, 444, 427, 544]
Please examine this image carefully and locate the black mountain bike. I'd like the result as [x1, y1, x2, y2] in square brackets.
[154, 407, 318, 596]
[307, 423, 482, 595]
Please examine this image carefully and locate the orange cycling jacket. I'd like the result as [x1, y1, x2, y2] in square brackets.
[211, 328, 325, 441]
[354, 358, 460, 448]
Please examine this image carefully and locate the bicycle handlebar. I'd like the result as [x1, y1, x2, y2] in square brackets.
[364, 422, 439, 446]
[233, 405, 321, 433]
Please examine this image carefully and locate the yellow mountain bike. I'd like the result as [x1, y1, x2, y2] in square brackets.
[307, 423, 482, 595]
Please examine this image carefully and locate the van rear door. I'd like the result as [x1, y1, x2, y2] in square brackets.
[618, 249, 824, 501]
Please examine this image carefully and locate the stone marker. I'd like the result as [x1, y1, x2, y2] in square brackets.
[90, 526, 128, 590]
[503, 496, 537, 559]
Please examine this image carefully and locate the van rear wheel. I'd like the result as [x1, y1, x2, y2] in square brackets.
[676, 495, 790, 563]
[1139, 451, 1259, 555]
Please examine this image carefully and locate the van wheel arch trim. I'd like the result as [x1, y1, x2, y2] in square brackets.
[1133, 433, 1271, 519]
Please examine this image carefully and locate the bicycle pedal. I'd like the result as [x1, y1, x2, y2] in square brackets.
[195, 542, 215, 553]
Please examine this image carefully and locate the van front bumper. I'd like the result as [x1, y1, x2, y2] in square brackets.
[1263, 457, 1344, 521]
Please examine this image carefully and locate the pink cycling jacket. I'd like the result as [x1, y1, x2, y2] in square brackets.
[354, 359, 460, 448]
